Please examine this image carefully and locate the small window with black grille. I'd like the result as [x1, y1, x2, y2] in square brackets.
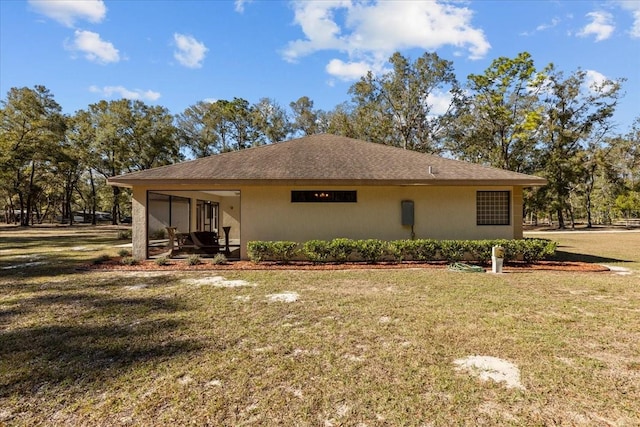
[476, 191, 510, 225]
[291, 190, 357, 203]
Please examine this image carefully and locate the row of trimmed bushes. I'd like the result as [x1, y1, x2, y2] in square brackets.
[247, 238, 557, 264]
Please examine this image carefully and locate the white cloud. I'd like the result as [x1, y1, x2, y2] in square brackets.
[618, 0, 640, 38]
[426, 91, 454, 116]
[632, 11, 640, 37]
[326, 59, 374, 81]
[536, 17, 561, 32]
[520, 17, 561, 37]
[583, 69, 615, 94]
[89, 85, 161, 102]
[67, 30, 120, 64]
[234, 0, 252, 13]
[173, 33, 208, 68]
[28, 0, 106, 27]
[577, 11, 615, 41]
[282, 0, 490, 73]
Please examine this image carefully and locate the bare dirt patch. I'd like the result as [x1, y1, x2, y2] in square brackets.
[266, 292, 299, 302]
[454, 355, 525, 390]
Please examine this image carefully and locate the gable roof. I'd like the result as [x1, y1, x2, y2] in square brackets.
[108, 134, 547, 187]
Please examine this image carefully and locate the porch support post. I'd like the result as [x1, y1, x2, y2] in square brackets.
[131, 187, 147, 260]
[190, 197, 198, 232]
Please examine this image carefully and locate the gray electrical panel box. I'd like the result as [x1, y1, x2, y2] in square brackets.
[401, 200, 414, 226]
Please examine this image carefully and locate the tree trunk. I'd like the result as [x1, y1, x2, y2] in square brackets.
[586, 192, 593, 228]
[18, 192, 26, 226]
[568, 206, 575, 229]
[111, 185, 120, 225]
[66, 181, 74, 226]
[556, 207, 565, 229]
[7, 197, 16, 223]
[90, 170, 97, 225]
[24, 162, 37, 226]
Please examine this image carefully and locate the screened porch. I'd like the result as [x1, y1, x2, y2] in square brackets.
[146, 190, 241, 260]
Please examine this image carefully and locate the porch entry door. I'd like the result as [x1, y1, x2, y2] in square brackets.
[196, 200, 218, 232]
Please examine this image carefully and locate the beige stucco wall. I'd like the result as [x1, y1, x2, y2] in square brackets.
[241, 185, 520, 259]
[219, 196, 240, 241]
[129, 184, 523, 260]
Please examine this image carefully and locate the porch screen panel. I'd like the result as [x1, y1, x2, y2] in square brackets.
[171, 196, 190, 232]
[147, 192, 191, 234]
[148, 193, 171, 236]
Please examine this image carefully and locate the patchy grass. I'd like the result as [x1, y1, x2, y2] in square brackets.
[529, 229, 640, 271]
[0, 226, 639, 425]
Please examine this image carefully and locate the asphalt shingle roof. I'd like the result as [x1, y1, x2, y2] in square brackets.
[108, 134, 547, 187]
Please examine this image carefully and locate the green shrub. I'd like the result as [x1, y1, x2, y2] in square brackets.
[93, 254, 111, 265]
[150, 229, 166, 240]
[385, 240, 402, 262]
[520, 238, 557, 263]
[248, 237, 557, 265]
[354, 239, 388, 263]
[302, 240, 332, 263]
[413, 239, 438, 261]
[211, 253, 228, 265]
[247, 241, 270, 262]
[269, 241, 299, 263]
[155, 256, 169, 266]
[466, 240, 494, 265]
[390, 239, 437, 262]
[247, 241, 298, 263]
[438, 240, 467, 263]
[390, 240, 412, 261]
[120, 256, 138, 266]
[497, 239, 520, 262]
[187, 254, 201, 266]
[118, 248, 131, 257]
[329, 238, 356, 263]
[117, 229, 132, 240]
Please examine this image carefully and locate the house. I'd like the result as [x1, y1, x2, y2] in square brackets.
[108, 134, 547, 260]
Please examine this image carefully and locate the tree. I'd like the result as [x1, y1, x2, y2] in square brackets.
[175, 101, 220, 158]
[176, 98, 268, 157]
[252, 98, 291, 144]
[538, 68, 623, 228]
[449, 52, 549, 172]
[0, 86, 66, 225]
[127, 103, 180, 171]
[289, 96, 321, 136]
[53, 115, 85, 225]
[612, 118, 640, 191]
[80, 99, 180, 224]
[67, 110, 100, 224]
[218, 98, 260, 150]
[615, 191, 640, 225]
[584, 118, 640, 225]
[325, 102, 358, 138]
[348, 51, 462, 153]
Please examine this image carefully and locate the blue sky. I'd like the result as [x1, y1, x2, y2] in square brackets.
[1, 0, 639, 133]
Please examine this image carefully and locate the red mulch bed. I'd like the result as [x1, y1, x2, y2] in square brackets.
[86, 259, 610, 273]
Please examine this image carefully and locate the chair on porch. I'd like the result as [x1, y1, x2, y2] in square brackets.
[189, 231, 221, 255]
[166, 226, 196, 257]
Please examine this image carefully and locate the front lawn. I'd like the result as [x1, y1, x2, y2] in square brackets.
[1, 226, 638, 425]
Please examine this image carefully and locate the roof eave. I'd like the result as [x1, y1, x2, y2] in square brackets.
[108, 177, 548, 188]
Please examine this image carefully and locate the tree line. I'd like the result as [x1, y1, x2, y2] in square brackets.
[1, 51, 639, 227]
